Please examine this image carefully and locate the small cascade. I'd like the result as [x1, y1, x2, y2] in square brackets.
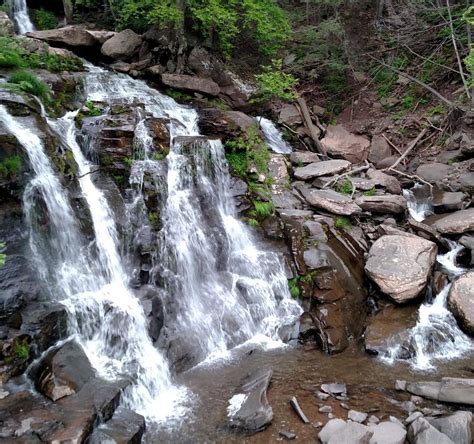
[383, 241, 473, 370]
[6, 0, 34, 34]
[402, 184, 433, 222]
[257, 116, 292, 154]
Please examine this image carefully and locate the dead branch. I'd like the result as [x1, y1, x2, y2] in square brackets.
[323, 161, 371, 189]
[296, 97, 326, 156]
[389, 168, 433, 189]
[403, 44, 461, 76]
[280, 122, 316, 154]
[384, 127, 429, 171]
[382, 133, 404, 157]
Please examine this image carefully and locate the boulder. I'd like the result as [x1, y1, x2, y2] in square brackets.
[365, 235, 437, 303]
[447, 272, 474, 335]
[319, 419, 347, 443]
[321, 125, 370, 164]
[426, 411, 472, 444]
[367, 169, 402, 195]
[227, 367, 273, 432]
[406, 378, 474, 405]
[428, 208, 474, 234]
[293, 159, 351, 181]
[368, 135, 392, 166]
[279, 104, 302, 126]
[432, 190, 470, 213]
[416, 163, 451, 184]
[0, 11, 15, 36]
[459, 235, 474, 266]
[198, 109, 255, 140]
[86, 30, 116, 44]
[101, 29, 142, 61]
[327, 422, 373, 444]
[26, 27, 98, 47]
[34, 340, 95, 401]
[299, 188, 362, 216]
[408, 417, 454, 444]
[161, 73, 220, 96]
[356, 195, 407, 215]
[458, 172, 474, 194]
[289, 151, 320, 165]
[368, 421, 407, 444]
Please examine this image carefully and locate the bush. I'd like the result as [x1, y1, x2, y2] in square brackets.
[0, 155, 22, 179]
[7, 70, 51, 105]
[254, 59, 298, 102]
[31, 9, 58, 30]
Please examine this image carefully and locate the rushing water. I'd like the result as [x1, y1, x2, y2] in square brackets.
[0, 62, 301, 424]
[6, 0, 34, 34]
[402, 184, 433, 222]
[257, 116, 292, 154]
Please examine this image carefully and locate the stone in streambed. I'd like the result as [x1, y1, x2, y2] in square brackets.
[101, 29, 142, 60]
[161, 73, 220, 96]
[366, 169, 402, 195]
[355, 195, 407, 215]
[447, 272, 474, 336]
[426, 411, 472, 444]
[368, 421, 406, 444]
[27, 26, 98, 47]
[408, 417, 454, 444]
[227, 367, 273, 432]
[365, 235, 437, 303]
[293, 159, 351, 180]
[406, 378, 474, 405]
[299, 188, 361, 216]
[416, 163, 451, 184]
[321, 125, 370, 164]
[432, 190, 470, 213]
[427, 208, 474, 234]
[290, 151, 321, 165]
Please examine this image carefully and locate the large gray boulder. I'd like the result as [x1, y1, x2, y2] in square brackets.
[368, 421, 407, 444]
[408, 417, 454, 444]
[319, 419, 373, 444]
[447, 272, 474, 335]
[432, 190, 470, 213]
[416, 163, 451, 184]
[289, 151, 321, 165]
[321, 125, 370, 164]
[27, 26, 98, 47]
[101, 29, 142, 60]
[429, 209, 474, 234]
[406, 378, 474, 405]
[293, 159, 350, 180]
[365, 235, 437, 303]
[161, 73, 220, 96]
[427, 411, 472, 444]
[299, 188, 362, 216]
[356, 195, 407, 215]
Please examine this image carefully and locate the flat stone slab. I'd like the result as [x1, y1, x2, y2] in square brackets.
[299, 188, 361, 215]
[290, 151, 321, 165]
[356, 195, 407, 215]
[293, 160, 351, 181]
[406, 378, 474, 406]
[428, 209, 474, 234]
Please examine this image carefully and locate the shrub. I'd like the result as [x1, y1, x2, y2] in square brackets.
[7, 70, 51, 105]
[31, 9, 58, 30]
[254, 59, 298, 102]
[335, 179, 353, 195]
[288, 277, 300, 299]
[0, 155, 22, 179]
[13, 341, 29, 360]
[251, 200, 274, 219]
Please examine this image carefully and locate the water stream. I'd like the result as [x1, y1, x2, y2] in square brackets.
[6, 0, 34, 34]
[257, 116, 292, 154]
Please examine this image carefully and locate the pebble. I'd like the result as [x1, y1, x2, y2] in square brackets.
[395, 380, 407, 391]
[340, 402, 350, 410]
[279, 431, 296, 440]
[348, 410, 368, 423]
[317, 391, 331, 400]
[410, 395, 424, 404]
[319, 406, 332, 413]
[312, 421, 323, 428]
[368, 415, 380, 424]
[401, 400, 416, 414]
[320, 383, 346, 396]
[327, 413, 334, 419]
[0, 389, 9, 400]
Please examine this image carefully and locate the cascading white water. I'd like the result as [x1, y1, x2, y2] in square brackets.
[382, 240, 473, 370]
[6, 0, 34, 34]
[257, 116, 292, 154]
[403, 184, 433, 222]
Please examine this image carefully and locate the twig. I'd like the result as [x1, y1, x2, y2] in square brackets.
[389, 168, 433, 189]
[403, 44, 461, 76]
[323, 162, 370, 189]
[384, 127, 429, 171]
[296, 97, 326, 156]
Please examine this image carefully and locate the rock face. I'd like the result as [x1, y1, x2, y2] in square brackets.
[428, 209, 474, 234]
[198, 108, 256, 140]
[406, 378, 474, 405]
[356, 195, 407, 215]
[0, 11, 15, 36]
[293, 159, 351, 180]
[365, 235, 437, 303]
[27, 26, 98, 47]
[101, 29, 142, 60]
[299, 188, 361, 215]
[227, 367, 273, 432]
[321, 125, 370, 164]
[447, 272, 474, 335]
[161, 73, 220, 96]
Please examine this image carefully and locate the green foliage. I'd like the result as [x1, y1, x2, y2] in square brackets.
[363, 187, 376, 197]
[13, 341, 29, 360]
[334, 216, 351, 231]
[166, 88, 193, 102]
[427, 104, 446, 116]
[288, 277, 301, 299]
[402, 94, 417, 110]
[0, 155, 22, 179]
[152, 152, 167, 161]
[334, 179, 352, 195]
[31, 8, 59, 30]
[148, 211, 159, 226]
[250, 200, 274, 219]
[447, 158, 459, 166]
[246, 218, 260, 228]
[226, 151, 248, 177]
[0, 242, 5, 267]
[124, 157, 134, 168]
[85, 100, 102, 116]
[254, 59, 298, 102]
[7, 70, 51, 105]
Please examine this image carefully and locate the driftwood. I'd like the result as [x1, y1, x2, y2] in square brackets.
[296, 96, 326, 156]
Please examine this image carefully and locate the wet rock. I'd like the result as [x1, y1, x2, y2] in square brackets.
[432, 190, 470, 213]
[407, 417, 454, 444]
[427, 208, 474, 235]
[0, 11, 15, 36]
[26, 26, 98, 47]
[290, 151, 321, 165]
[293, 159, 351, 181]
[198, 109, 256, 140]
[101, 29, 142, 61]
[161, 73, 220, 96]
[348, 410, 368, 423]
[355, 195, 407, 215]
[88, 407, 145, 444]
[290, 396, 310, 424]
[426, 411, 472, 444]
[320, 420, 373, 444]
[407, 219, 449, 250]
[321, 125, 370, 164]
[368, 421, 406, 444]
[368, 135, 392, 166]
[416, 163, 451, 184]
[34, 340, 95, 401]
[365, 235, 437, 303]
[299, 188, 361, 216]
[459, 235, 474, 266]
[227, 367, 273, 432]
[406, 378, 474, 405]
[447, 272, 474, 335]
[366, 169, 401, 195]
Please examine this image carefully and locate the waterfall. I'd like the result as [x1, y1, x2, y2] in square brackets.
[402, 184, 433, 222]
[257, 116, 292, 154]
[383, 241, 473, 370]
[6, 0, 34, 34]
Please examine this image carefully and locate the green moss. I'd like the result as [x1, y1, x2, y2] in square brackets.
[335, 179, 353, 195]
[335, 216, 351, 231]
[6, 70, 51, 106]
[0, 155, 22, 179]
[288, 277, 301, 299]
[225, 151, 249, 177]
[152, 152, 167, 161]
[250, 200, 274, 219]
[246, 218, 260, 228]
[148, 211, 159, 226]
[0, 241, 5, 267]
[13, 341, 29, 360]
[363, 186, 376, 196]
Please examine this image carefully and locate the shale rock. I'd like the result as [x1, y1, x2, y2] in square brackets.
[368, 135, 392, 167]
[319, 419, 373, 444]
[289, 151, 321, 165]
[321, 125, 370, 164]
[365, 235, 437, 303]
[355, 195, 407, 215]
[27, 27, 98, 47]
[366, 169, 402, 195]
[299, 188, 361, 216]
[161, 73, 220, 96]
[293, 159, 351, 181]
[447, 272, 474, 335]
[368, 421, 406, 444]
[406, 378, 474, 405]
[432, 190, 470, 213]
[198, 109, 256, 140]
[101, 29, 142, 60]
[416, 163, 451, 184]
[428, 209, 474, 234]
